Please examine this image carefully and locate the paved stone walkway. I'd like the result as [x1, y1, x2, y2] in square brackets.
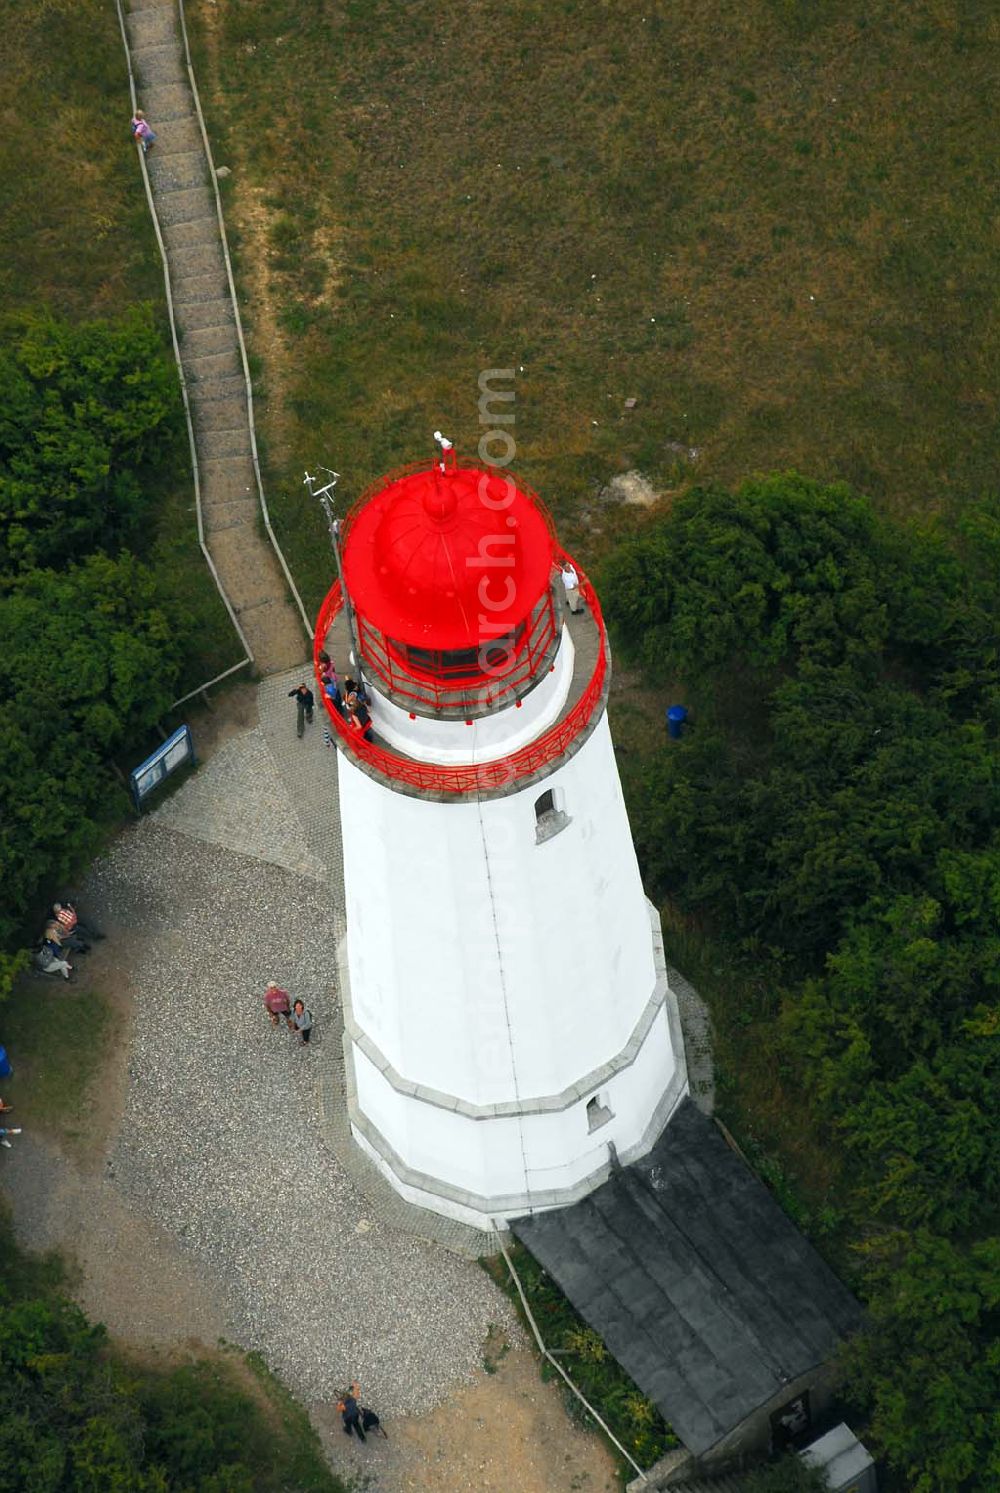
[154, 669, 496, 1260]
[670, 965, 717, 1115]
[126, 0, 305, 673]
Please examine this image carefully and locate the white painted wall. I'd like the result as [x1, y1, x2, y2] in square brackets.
[338, 707, 687, 1218]
[351, 998, 679, 1220]
[339, 713, 654, 1104]
[363, 625, 574, 764]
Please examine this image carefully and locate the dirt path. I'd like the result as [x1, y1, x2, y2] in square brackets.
[0, 682, 626, 1491]
[311, 1346, 619, 1493]
[0, 915, 232, 1348]
[3, 1135, 229, 1347]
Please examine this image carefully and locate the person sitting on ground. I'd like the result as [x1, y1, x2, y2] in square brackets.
[35, 942, 72, 980]
[54, 901, 103, 941]
[47, 911, 88, 955]
[289, 999, 313, 1045]
[263, 981, 291, 1028]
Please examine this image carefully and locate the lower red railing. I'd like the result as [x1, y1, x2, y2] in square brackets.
[314, 554, 607, 796]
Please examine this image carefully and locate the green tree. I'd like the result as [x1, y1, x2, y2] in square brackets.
[0, 1213, 343, 1491]
[604, 477, 1000, 1489]
[602, 473, 889, 682]
[0, 310, 179, 573]
[845, 1233, 1000, 1493]
[0, 552, 187, 948]
[743, 1453, 828, 1492]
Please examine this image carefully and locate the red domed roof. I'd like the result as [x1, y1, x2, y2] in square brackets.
[342, 465, 554, 651]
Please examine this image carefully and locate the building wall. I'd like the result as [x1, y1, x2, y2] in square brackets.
[338, 709, 688, 1221]
[340, 711, 658, 1102]
[349, 996, 682, 1219]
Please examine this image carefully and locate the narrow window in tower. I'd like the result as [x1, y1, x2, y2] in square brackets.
[586, 1095, 614, 1132]
[534, 787, 570, 844]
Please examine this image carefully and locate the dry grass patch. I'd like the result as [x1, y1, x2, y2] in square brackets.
[188, 0, 996, 613]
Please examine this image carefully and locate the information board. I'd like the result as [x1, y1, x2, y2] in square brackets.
[129, 725, 195, 810]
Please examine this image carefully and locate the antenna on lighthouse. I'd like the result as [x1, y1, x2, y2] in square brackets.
[305, 466, 361, 676]
[433, 430, 456, 474]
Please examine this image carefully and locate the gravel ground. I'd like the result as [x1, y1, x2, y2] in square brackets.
[89, 821, 518, 1414]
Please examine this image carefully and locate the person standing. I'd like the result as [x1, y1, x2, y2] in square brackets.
[130, 109, 157, 153]
[288, 683, 315, 738]
[263, 981, 291, 1029]
[338, 1384, 366, 1441]
[561, 561, 584, 614]
[290, 999, 313, 1045]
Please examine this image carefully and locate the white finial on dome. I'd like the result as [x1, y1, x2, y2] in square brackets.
[433, 430, 455, 473]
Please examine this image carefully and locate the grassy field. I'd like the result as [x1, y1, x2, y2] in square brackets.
[188, 0, 997, 612]
[0, 981, 110, 1152]
[1, 1, 241, 690]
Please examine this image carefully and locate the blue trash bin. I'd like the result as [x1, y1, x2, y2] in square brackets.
[0, 1046, 11, 1079]
[667, 704, 688, 740]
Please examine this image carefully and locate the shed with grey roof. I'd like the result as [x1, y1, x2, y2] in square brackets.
[514, 1097, 862, 1460]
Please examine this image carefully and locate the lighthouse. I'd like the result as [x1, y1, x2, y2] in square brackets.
[316, 455, 687, 1230]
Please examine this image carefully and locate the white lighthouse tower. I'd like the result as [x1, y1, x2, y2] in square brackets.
[316, 455, 687, 1230]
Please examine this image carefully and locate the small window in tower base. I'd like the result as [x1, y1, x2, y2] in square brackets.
[586, 1095, 614, 1132]
[534, 787, 570, 844]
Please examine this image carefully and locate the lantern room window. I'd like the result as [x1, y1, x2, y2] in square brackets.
[393, 623, 526, 685]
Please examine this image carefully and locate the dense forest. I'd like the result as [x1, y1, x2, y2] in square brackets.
[0, 309, 344, 1490]
[0, 312, 213, 989]
[604, 475, 1000, 1492]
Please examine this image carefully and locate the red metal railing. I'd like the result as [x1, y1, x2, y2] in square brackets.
[354, 589, 559, 715]
[314, 552, 608, 796]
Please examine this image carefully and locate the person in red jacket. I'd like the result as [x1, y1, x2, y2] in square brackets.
[263, 981, 291, 1029]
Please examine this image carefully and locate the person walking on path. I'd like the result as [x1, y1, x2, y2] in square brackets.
[290, 999, 313, 1045]
[0, 1128, 23, 1149]
[264, 981, 291, 1029]
[130, 109, 157, 154]
[338, 1384, 365, 1441]
[288, 683, 314, 738]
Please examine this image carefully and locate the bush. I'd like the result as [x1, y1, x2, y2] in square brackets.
[486, 1245, 677, 1468]
[0, 551, 192, 947]
[0, 310, 180, 574]
[0, 1209, 343, 1492]
[602, 476, 1000, 1490]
